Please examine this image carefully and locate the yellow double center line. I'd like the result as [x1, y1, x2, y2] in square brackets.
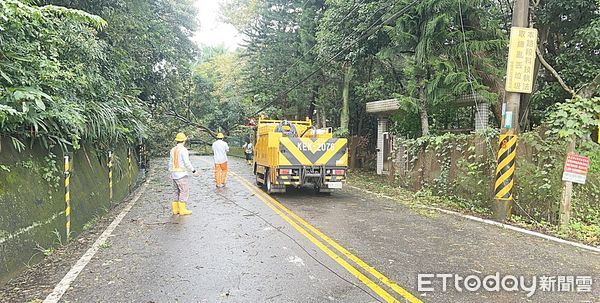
[230, 171, 422, 303]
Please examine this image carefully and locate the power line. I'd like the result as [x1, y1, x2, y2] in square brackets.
[458, 0, 482, 112]
[300, 0, 312, 9]
[273, 0, 370, 89]
[254, 0, 421, 116]
[336, 0, 397, 52]
[214, 189, 383, 303]
[292, 0, 396, 80]
[458, 0, 495, 154]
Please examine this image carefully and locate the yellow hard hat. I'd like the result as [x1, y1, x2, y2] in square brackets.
[216, 132, 225, 139]
[175, 132, 187, 141]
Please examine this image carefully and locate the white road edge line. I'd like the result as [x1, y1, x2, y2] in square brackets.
[43, 175, 152, 303]
[347, 185, 600, 254]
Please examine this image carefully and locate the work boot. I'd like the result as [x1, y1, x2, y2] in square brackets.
[178, 202, 192, 215]
[171, 201, 179, 215]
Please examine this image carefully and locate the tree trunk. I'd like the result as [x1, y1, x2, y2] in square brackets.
[349, 137, 357, 169]
[357, 109, 364, 138]
[315, 110, 321, 128]
[559, 136, 577, 227]
[340, 63, 353, 131]
[417, 78, 431, 186]
[418, 78, 429, 136]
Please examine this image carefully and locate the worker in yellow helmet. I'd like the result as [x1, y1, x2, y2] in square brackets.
[168, 132, 198, 215]
[212, 132, 230, 188]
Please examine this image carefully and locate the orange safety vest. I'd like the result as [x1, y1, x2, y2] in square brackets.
[171, 146, 187, 172]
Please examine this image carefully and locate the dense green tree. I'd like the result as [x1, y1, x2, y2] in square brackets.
[193, 48, 254, 135]
[1, 0, 202, 153]
[41, 0, 199, 111]
[386, 0, 505, 136]
[529, 0, 600, 128]
[220, 0, 261, 33]
[0, 0, 147, 150]
[150, 46, 255, 152]
[4, 0, 598, 155]
[316, 0, 394, 134]
[238, 0, 326, 120]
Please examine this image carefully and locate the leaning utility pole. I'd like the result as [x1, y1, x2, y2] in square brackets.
[493, 0, 535, 221]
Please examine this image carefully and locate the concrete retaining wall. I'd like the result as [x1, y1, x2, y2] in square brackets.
[0, 139, 139, 283]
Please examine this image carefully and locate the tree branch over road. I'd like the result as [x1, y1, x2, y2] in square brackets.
[165, 110, 217, 139]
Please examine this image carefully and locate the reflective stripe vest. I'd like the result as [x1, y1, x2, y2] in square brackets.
[172, 146, 186, 172]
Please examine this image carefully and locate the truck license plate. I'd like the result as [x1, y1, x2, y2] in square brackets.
[327, 182, 343, 189]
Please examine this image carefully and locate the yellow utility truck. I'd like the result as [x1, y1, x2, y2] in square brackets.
[254, 117, 348, 194]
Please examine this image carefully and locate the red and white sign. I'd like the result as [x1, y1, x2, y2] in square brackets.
[562, 153, 590, 184]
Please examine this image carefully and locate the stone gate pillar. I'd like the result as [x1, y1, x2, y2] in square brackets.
[366, 99, 400, 176]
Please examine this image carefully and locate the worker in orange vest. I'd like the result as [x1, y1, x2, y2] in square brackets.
[168, 132, 198, 215]
[212, 132, 230, 188]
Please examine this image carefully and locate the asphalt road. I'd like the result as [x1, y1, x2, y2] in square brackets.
[49, 156, 599, 302]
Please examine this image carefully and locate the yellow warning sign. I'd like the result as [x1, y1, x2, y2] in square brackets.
[505, 27, 538, 94]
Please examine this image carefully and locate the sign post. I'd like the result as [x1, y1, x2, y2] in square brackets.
[560, 151, 590, 226]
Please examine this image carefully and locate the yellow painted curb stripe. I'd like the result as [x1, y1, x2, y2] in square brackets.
[235, 175, 401, 303]
[233, 172, 422, 303]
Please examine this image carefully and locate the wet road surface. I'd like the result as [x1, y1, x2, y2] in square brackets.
[53, 156, 598, 302]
